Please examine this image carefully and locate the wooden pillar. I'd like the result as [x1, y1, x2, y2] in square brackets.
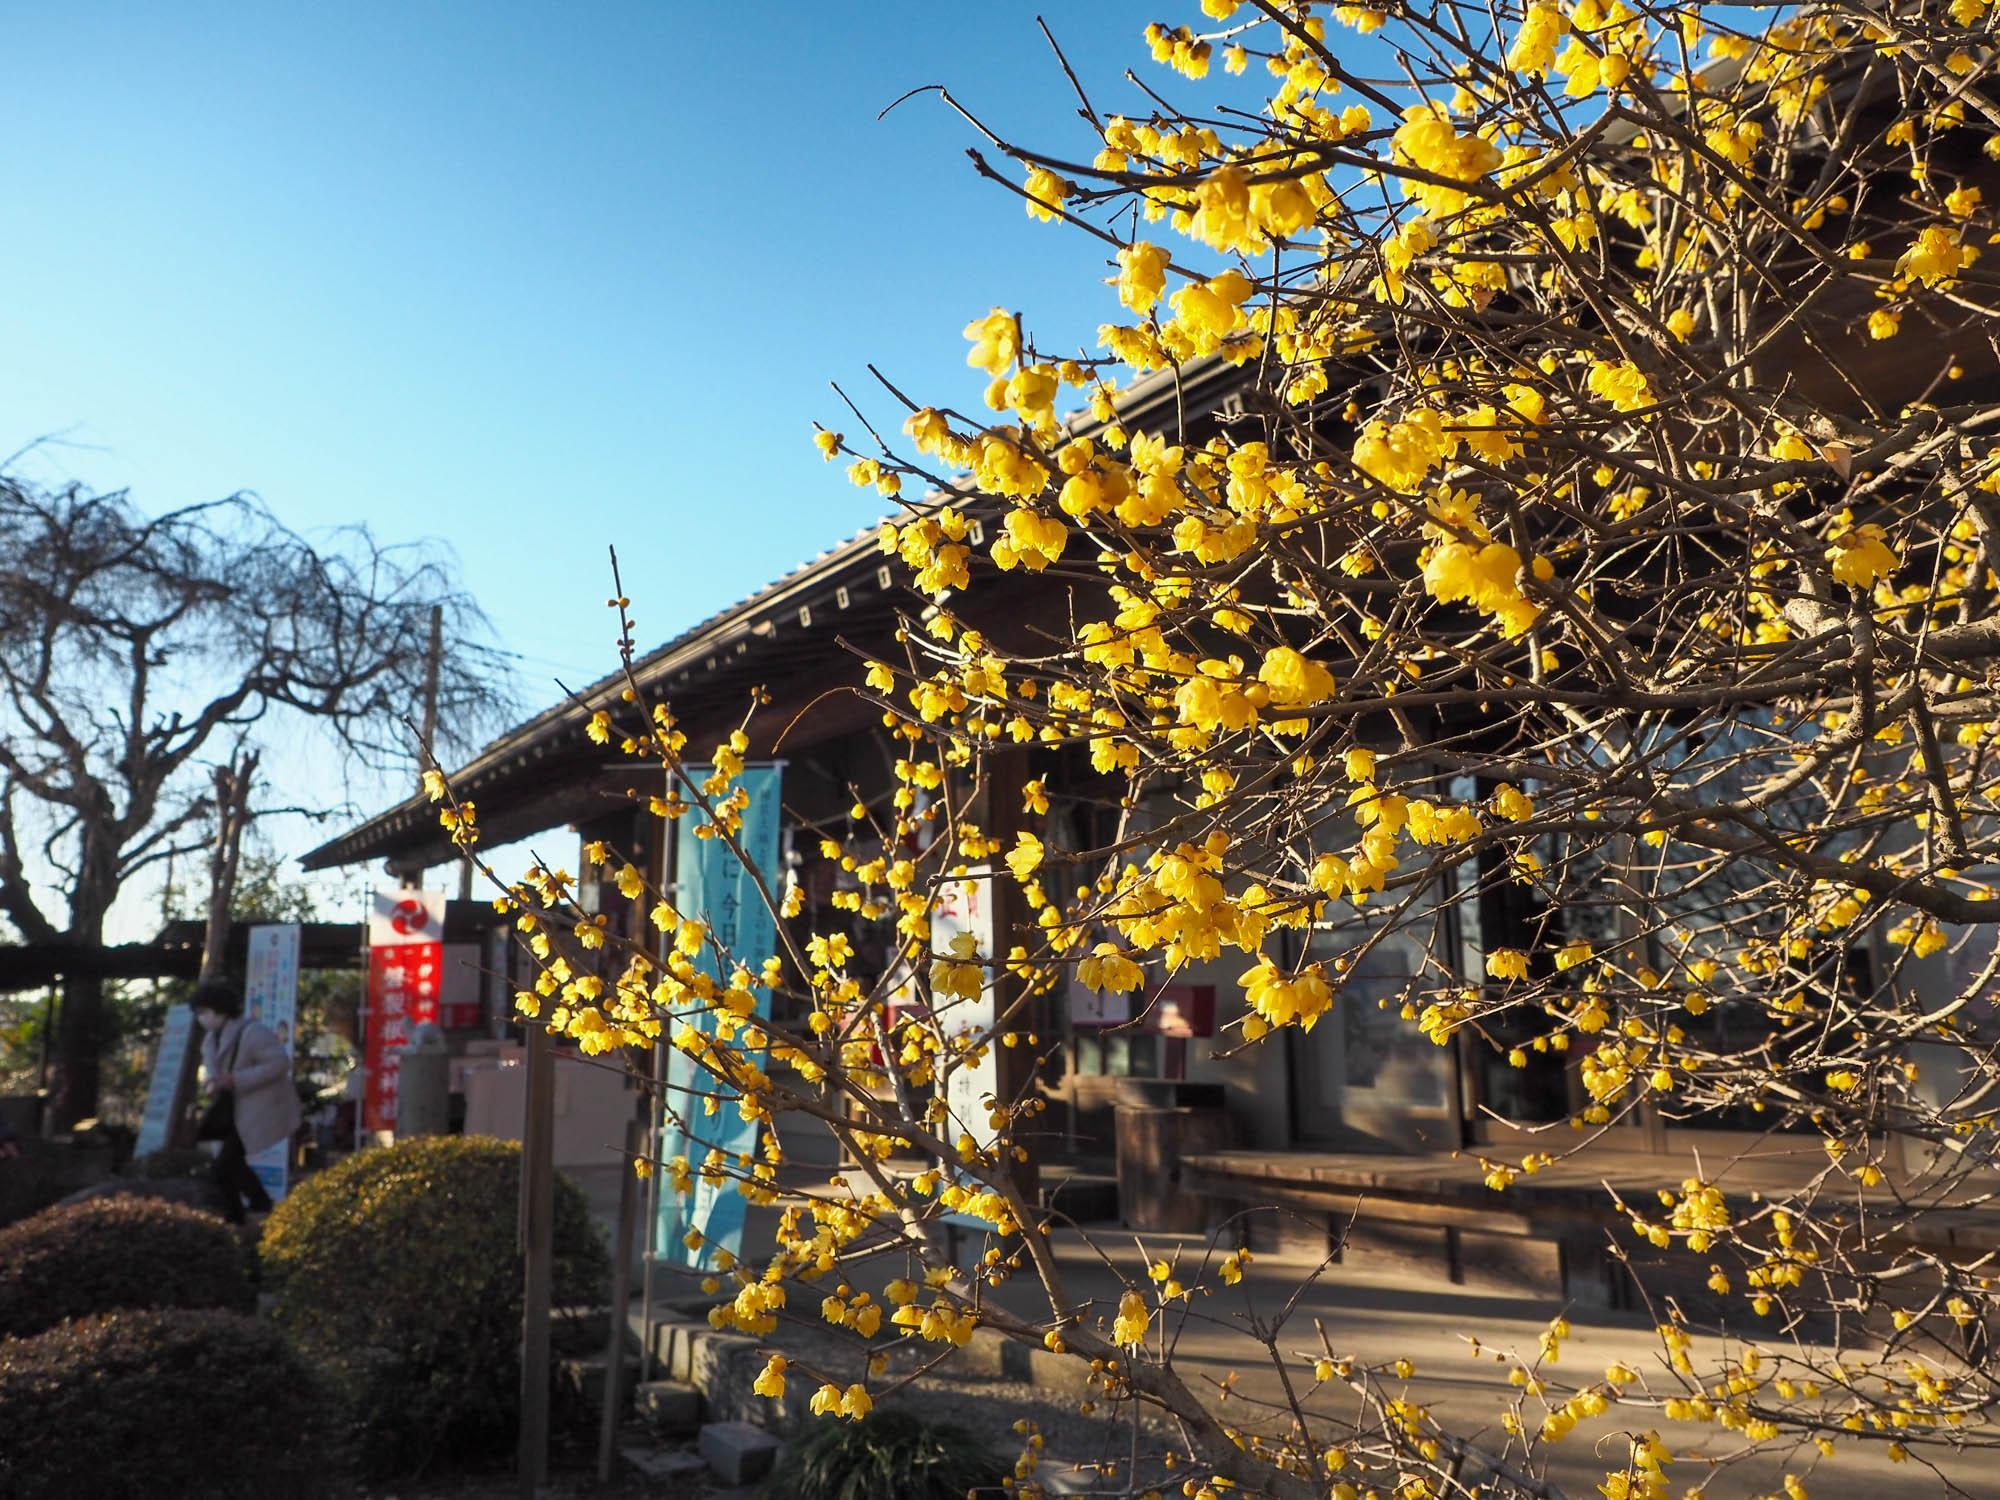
[597, 1111, 644, 1481]
[518, 1016, 555, 1497]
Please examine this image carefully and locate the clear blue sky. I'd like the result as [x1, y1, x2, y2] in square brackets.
[5, 2, 1354, 921]
[3, 2, 1176, 702]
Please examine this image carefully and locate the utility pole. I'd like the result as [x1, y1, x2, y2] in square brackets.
[418, 603, 443, 775]
[396, 604, 446, 894]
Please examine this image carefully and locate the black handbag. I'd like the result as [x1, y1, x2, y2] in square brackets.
[195, 1027, 246, 1142]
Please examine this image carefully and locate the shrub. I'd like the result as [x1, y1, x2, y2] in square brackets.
[765, 1412, 1007, 1500]
[261, 1133, 608, 1475]
[0, 1308, 339, 1498]
[126, 1145, 215, 1180]
[0, 1194, 252, 1340]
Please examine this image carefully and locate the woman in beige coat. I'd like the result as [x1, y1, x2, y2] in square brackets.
[193, 979, 301, 1223]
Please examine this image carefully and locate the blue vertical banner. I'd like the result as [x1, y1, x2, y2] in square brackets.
[657, 763, 784, 1272]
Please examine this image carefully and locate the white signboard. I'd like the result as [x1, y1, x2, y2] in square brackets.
[365, 887, 447, 1133]
[244, 923, 301, 1202]
[934, 870, 999, 1151]
[369, 887, 445, 947]
[134, 1005, 195, 1159]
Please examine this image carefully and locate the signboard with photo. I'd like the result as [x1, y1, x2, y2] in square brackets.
[244, 923, 301, 1201]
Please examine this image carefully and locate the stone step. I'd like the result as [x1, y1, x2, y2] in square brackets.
[555, 1352, 641, 1413]
[632, 1378, 702, 1437]
[619, 1444, 709, 1485]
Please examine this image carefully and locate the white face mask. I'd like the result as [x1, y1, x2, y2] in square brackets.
[195, 1011, 225, 1034]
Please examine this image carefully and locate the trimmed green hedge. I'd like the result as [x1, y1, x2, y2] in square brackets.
[261, 1134, 608, 1474]
[0, 1195, 252, 1340]
[0, 1308, 339, 1499]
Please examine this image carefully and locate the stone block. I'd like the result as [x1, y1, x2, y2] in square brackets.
[688, 1331, 762, 1421]
[956, 1326, 1036, 1381]
[1023, 1346, 1095, 1398]
[699, 1420, 781, 1485]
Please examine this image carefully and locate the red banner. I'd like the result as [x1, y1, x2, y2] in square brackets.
[362, 940, 441, 1131]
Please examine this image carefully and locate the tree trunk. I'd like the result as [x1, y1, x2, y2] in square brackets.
[165, 755, 258, 1149]
[198, 756, 256, 983]
[48, 947, 106, 1131]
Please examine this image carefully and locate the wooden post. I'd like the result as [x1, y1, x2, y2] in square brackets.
[518, 1016, 555, 1498]
[637, 1038, 666, 1383]
[597, 1110, 644, 1482]
[637, 800, 675, 1382]
[38, 984, 57, 1134]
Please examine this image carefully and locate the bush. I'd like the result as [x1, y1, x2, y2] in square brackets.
[0, 1195, 252, 1340]
[764, 1411, 1007, 1500]
[0, 1308, 339, 1499]
[126, 1145, 215, 1180]
[262, 1133, 609, 1475]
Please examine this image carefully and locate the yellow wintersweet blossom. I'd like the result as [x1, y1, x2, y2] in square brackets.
[1423, 538, 1540, 638]
[1897, 225, 1977, 285]
[1024, 165, 1068, 222]
[1006, 831, 1045, 883]
[1117, 240, 1171, 314]
[752, 1355, 787, 1399]
[1239, 957, 1334, 1033]
[1391, 103, 1502, 215]
[1077, 942, 1144, 994]
[1508, 2, 1569, 75]
[1113, 1288, 1151, 1346]
[962, 307, 1020, 375]
[1353, 408, 1456, 492]
[1826, 524, 1898, 589]
[1257, 646, 1335, 708]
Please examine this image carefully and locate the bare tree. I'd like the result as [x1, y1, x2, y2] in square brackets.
[0, 475, 507, 1126]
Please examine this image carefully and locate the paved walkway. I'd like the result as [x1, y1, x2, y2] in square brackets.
[557, 1161, 1996, 1499]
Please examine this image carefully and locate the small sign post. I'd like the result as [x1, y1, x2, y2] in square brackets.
[134, 1005, 195, 1160]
